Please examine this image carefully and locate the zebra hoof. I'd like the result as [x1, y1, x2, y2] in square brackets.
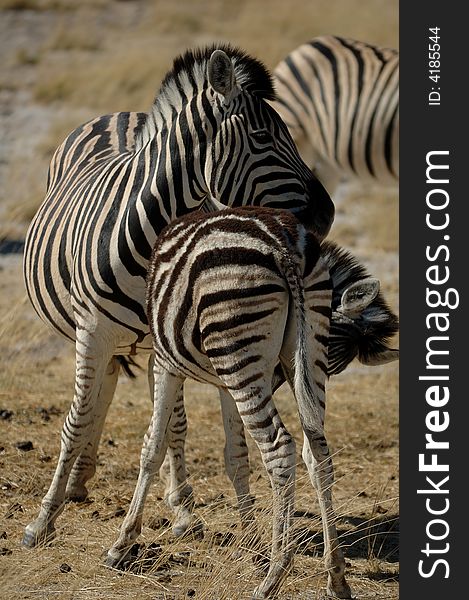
[172, 522, 190, 537]
[66, 493, 89, 503]
[104, 553, 125, 570]
[65, 482, 89, 503]
[172, 514, 193, 537]
[251, 587, 268, 600]
[104, 544, 140, 571]
[325, 583, 354, 599]
[173, 518, 204, 540]
[22, 522, 55, 548]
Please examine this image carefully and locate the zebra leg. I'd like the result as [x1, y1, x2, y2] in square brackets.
[279, 357, 351, 597]
[23, 334, 113, 547]
[105, 366, 184, 568]
[219, 366, 286, 529]
[65, 356, 121, 501]
[227, 383, 296, 600]
[148, 355, 194, 537]
[219, 390, 256, 529]
[302, 433, 352, 599]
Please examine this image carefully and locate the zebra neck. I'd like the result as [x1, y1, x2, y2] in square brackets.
[123, 129, 207, 265]
[135, 88, 213, 217]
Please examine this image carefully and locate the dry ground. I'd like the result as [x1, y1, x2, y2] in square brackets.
[1, 1, 398, 598]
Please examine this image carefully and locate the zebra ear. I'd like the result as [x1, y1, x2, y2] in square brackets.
[359, 348, 399, 365]
[208, 50, 237, 99]
[339, 277, 380, 316]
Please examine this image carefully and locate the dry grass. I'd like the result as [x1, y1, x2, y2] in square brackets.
[0, 0, 398, 239]
[0, 354, 399, 599]
[1, 1, 398, 597]
[0, 218, 399, 599]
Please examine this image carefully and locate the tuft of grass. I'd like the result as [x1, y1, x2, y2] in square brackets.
[0, 0, 111, 10]
[33, 73, 75, 102]
[0, 0, 42, 9]
[46, 26, 102, 52]
[15, 48, 41, 65]
[32, 49, 164, 112]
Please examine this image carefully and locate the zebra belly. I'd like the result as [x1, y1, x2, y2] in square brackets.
[24, 236, 154, 355]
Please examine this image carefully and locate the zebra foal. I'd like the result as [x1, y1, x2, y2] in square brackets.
[272, 35, 399, 198]
[157, 235, 399, 541]
[106, 207, 355, 599]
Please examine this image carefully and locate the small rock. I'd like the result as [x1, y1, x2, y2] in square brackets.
[37, 408, 50, 422]
[59, 563, 72, 573]
[99, 507, 126, 521]
[0, 409, 13, 421]
[14, 441, 33, 452]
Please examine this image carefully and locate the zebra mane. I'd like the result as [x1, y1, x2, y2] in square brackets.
[135, 44, 276, 151]
[321, 240, 399, 370]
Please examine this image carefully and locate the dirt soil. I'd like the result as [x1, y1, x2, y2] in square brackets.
[0, 2, 398, 598]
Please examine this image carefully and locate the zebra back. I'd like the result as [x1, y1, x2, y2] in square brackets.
[272, 35, 399, 190]
[146, 207, 329, 388]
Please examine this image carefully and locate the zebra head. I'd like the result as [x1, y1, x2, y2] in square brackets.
[323, 241, 399, 375]
[194, 46, 335, 241]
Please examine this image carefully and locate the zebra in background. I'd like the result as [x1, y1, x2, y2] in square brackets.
[22, 44, 335, 549]
[272, 35, 399, 199]
[106, 206, 353, 599]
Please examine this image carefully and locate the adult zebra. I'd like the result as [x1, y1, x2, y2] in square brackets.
[22, 45, 334, 548]
[271, 35, 399, 198]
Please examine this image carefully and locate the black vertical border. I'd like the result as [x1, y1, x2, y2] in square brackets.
[400, 3, 466, 598]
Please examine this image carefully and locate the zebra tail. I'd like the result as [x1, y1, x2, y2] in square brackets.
[283, 256, 323, 435]
[116, 356, 142, 379]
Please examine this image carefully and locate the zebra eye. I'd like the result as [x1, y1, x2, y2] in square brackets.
[252, 130, 272, 144]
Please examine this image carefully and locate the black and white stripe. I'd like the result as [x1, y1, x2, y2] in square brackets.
[272, 35, 399, 196]
[106, 207, 352, 599]
[22, 45, 334, 549]
[153, 224, 399, 548]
